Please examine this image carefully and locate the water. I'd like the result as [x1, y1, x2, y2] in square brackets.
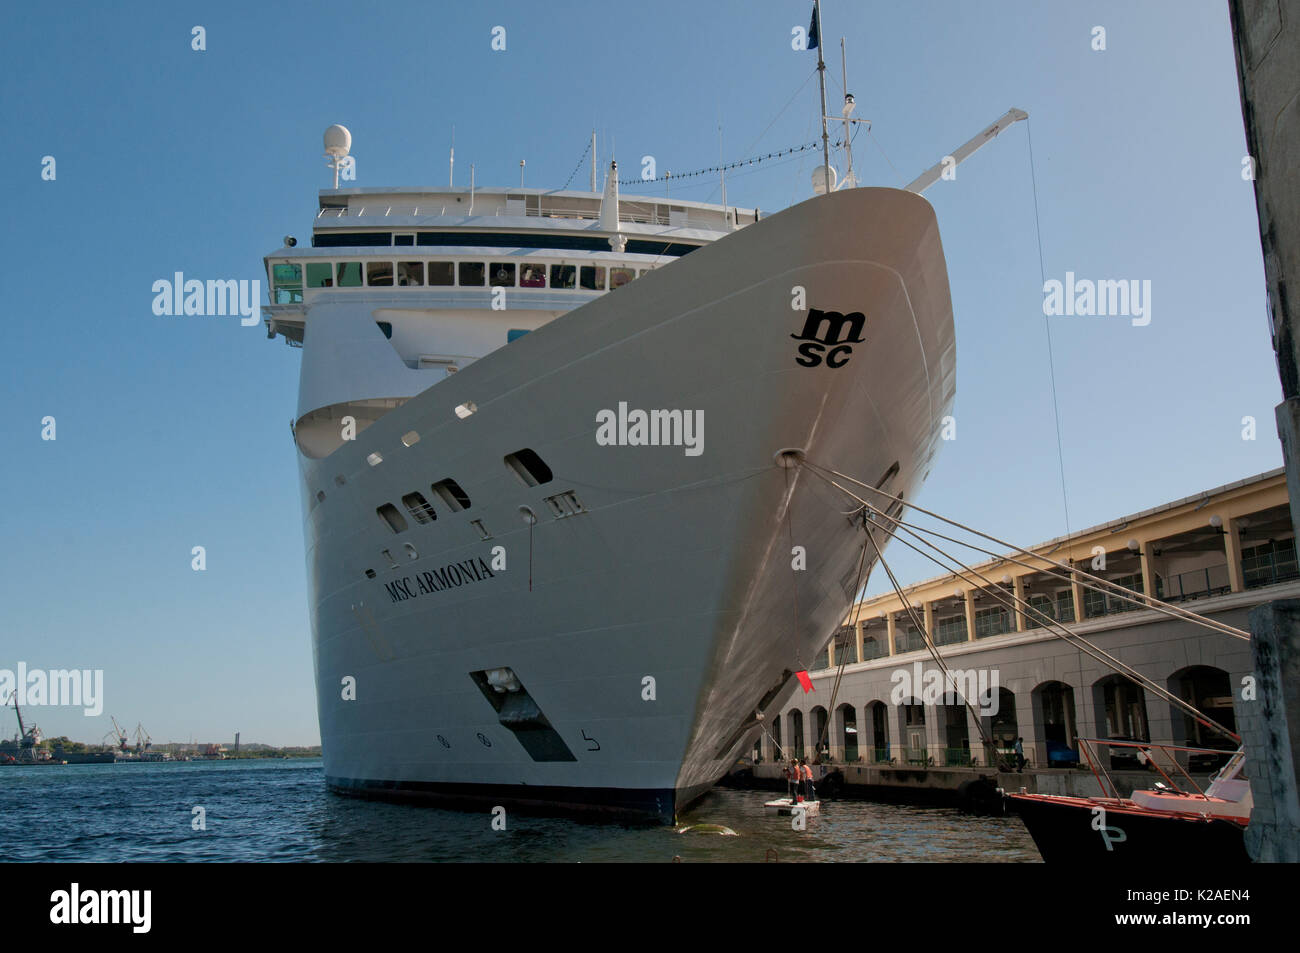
[0, 760, 1041, 862]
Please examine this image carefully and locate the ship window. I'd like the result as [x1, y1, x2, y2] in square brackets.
[549, 264, 576, 289]
[519, 264, 546, 288]
[609, 267, 634, 289]
[336, 262, 363, 287]
[470, 519, 492, 540]
[428, 262, 455, 286]
[401, 430, 420, 447]
[459, 261, 485, 286]
[579, 265, 606, 290]
[377, 503, 408, 534]
[273, 263, 303, 303]
[376, 321, 393, 339]
[507, 329, 530, 342]
[398, 261, 424, 286]
[543, 490, 584, 519]
[490, 263, 516, 287]
[394, 233, 416, 246]
[504, 448, 553, 487]
[306, 263, 333, 288]
[364, 569, 376, 579]
[432, 479, 472, 511]
[404, 543, 419, 559]
[402, 492, 437, 525]
[366, 261, 394, 286]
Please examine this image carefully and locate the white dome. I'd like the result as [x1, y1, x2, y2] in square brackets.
[323, 124, 352, 157]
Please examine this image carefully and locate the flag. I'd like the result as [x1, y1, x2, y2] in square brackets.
[808, 4, 819, 50]
[796, 670, 814, 693]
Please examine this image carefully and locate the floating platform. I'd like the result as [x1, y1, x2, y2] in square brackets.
[764, 797, 820, 816]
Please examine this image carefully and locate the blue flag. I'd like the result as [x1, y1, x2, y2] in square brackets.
[808, 4, 819, 50]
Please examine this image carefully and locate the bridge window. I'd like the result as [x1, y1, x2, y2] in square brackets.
[398, 261, 423, 286]
[459, 262, 485, 286]
[520, 264, 546, 288]
[272, 263, 302, 303]
[490, 263, 516, 287]
[428, 261, 454, 286]
[507, 329, 530, 342]
[394, 233, 415, 246]
[504, 448, 553, 487]
[549, 264, 576, 289]
[366, 261, 394, 286]
[580, 265, 606, 290]
[306, 263, 333, 288]
[336, 262, 363, 287]
[609, 267, 634, 289]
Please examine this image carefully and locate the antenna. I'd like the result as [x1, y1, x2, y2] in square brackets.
[813, 1, 831, 183]
[839, 38, 856, 189]
[519, 158, 526, 188]
[449, 125, 455, 187]
[323, 124, 352, 189]
[590, 130, 597, 192]
[469, 163, 475, 214]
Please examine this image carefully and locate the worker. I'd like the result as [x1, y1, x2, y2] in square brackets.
[788, 758, 800, 800]
[800, 759, 816, 801]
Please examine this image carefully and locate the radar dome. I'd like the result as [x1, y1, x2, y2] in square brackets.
[323, 125, 352, 158]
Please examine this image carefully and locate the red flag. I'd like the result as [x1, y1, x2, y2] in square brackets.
[796, 670, 813, 693]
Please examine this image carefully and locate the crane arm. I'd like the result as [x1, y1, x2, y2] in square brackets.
[904, 107, 1028, 195]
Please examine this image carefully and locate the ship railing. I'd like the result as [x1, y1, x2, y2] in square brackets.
[1076, 738, 1241, 802]
[314, 204, 718, 228]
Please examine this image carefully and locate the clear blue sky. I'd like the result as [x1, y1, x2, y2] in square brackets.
[0, 1, 1276, 746]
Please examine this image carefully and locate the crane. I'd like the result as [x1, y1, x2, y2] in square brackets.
[4, 693, 42, 762]
[134, 723, 152, 753]
[109, 716, 129, 751]
[904, 107, 1030, 195]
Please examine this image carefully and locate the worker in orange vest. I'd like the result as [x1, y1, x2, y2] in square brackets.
[800, 759, 816, 801]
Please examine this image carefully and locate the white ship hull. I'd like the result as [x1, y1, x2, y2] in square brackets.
[291, 187, 955, 822]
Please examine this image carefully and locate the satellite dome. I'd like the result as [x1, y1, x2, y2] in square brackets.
[323, 124, 352, 158]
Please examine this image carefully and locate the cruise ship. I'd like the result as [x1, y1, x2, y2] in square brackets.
[260, 121, 972, 822]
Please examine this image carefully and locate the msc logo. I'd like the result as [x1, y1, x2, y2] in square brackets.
[792, 308, 867, 368]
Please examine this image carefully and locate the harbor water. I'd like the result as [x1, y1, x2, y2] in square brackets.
[0, 759, 1040, 862]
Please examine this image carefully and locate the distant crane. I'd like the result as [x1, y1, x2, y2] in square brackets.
[3, 693, 43, 763]
[134, 723, 152, 753]
[109, 716, 129, 752]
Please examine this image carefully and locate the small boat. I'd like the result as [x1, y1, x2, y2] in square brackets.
[764, 797, 821, 817]
[1007, 740, 1250, 862]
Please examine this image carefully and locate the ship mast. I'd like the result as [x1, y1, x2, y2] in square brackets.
[814, 0, 831, 177]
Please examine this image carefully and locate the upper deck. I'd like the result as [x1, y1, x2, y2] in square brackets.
[312, 186, 759, 243]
